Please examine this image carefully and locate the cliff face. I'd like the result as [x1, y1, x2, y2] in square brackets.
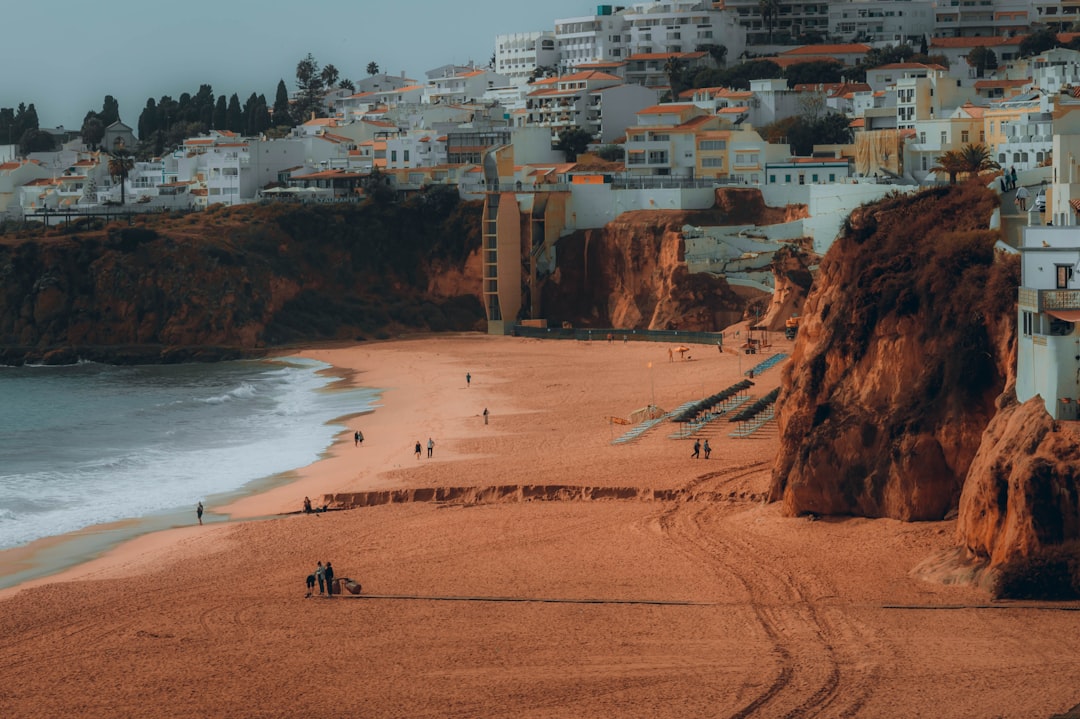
[540, 211, 745, 331]
[771, 185, 1019, 521]
[957, 392, 1080, 565]
[0, 195, 484, 364]
[539, 188, 806, 331]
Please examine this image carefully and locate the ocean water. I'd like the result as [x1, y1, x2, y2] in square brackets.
[0, 357, 378, 554]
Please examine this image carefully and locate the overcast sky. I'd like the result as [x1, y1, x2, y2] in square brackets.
[3, 0, 590, 130]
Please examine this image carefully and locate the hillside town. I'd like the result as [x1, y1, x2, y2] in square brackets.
[2, 1, 1080, 273]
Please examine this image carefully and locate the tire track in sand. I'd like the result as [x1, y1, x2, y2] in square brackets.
[655, 467, 885, 718]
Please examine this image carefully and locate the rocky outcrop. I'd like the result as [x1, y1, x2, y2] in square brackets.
[0, 198, 485, 364]
[770, 184, 1019, 521]
[760, 246, 814, 332]
[957, 392, 1080, 566]
[540, 189, 804, 331]
[541, 210, 746, 331]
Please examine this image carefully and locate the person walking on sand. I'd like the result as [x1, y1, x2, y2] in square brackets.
[315, 561, 325, 595]
[483, 407, 489, 425]
[305, 572, 315, 598]
[415, 440, 422, 459]
[466, 371, 471, 388]
[691, 439, 701, 459]
[324, 561, 335, 597]
[196, 502, 204, 525]
[427, 437, 434, 458]
[354, 430, 359, 446]
[703, 439, 712, 459]
[356, 430, 363, 446]
[1016, 184, 1029, 211]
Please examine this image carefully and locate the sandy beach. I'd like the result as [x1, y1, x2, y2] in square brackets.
[2, 333, 1079, 718]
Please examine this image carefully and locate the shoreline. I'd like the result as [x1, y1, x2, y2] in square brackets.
[6, 334, 1079, 718]
[0, 352, 383, 596]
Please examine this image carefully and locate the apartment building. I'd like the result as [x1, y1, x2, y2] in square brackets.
[425, 68, 510, 105]
[1016, 221, 1080, 418]
[895, 67, 978, 129]
[718, 0, 832, 45]
[904, 103, 986, 180]
[828, 0, 933, 44]
[522, 71, 652, 142]
[623, 50, 715, 89]
[933, 0, 1033, 38]
[495, 32, 558, 86]
[986, 92, 1053, 172]
[554, 1, 745, 71]
[1032, 0, 1080, 30]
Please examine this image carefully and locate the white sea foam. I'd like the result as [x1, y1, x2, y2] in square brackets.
[0, 358, 378, 551]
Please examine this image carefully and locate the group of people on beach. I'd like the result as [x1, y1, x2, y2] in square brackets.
[691, 439, 712, 459]
[305, 560, 361, 597]
[415, 438, 435, 459]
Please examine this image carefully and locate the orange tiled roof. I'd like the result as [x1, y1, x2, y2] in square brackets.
[781, 43, 871, 56]
[930, 36, 1016, 49]
[755, 55, 843, 69]
[638, 103, 697, 115]
[974, 79, 1029, 89]
[626, 51, 707, 61]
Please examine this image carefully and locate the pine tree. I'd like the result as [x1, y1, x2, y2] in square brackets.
[213, 95, 227, 130]
[272, 79, 292, 128]
[226, 93, 243, 133]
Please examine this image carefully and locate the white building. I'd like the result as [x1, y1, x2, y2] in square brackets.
[425, 68, 510, 105]
[495, 31, 558, 86]
[1016, 224, 1080, 419]
[554, 1, 745, 73]
[828, 0, 933, 44]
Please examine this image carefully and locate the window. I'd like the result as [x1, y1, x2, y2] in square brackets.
[785, 174, 791, 183]
[961, 130, 969, 143]
[920, 132, 926, 143]
[1023, 311, 1033, 336]
[980, 131, 985, 142]
[1057, 264, 1074, 289]
[941, 131, 947, 143]
[391, 150, 397, 161]
[829, 174, 835, 182]
[812, 174, 819, 182]
[769, 174, 776, 183]
[404, 150, 410, 162]
[702, 157, 723, 167]
[700, 139, 726, 150]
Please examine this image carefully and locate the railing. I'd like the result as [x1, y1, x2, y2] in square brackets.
[512, 325, 724, 345]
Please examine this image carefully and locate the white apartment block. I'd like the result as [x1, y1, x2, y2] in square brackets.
[988, 93, 1053, 174]
[425, 68, 510, 105]
[1047, 105, 1080, 226]
[932, 0, 1033, 38]
[1016, 223, 1080, 419]
[828, 0, 933, 44]
[719, 0, 831, 45]
[1030, 47, 1080, 95]
[1032, 0, 1080, 30]
[554, 1, 745, 72]
[495, 32, 558, 86]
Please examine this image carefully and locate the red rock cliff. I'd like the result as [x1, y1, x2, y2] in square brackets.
[770, 184, 1018, 521]
[540, 189, 807, 331]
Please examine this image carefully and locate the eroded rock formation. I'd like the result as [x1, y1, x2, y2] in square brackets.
[957, 391, 1080, 565]
[770, 185, 1019, 521]
[0, 199, 485, 364]
[541, 188, 806, 331]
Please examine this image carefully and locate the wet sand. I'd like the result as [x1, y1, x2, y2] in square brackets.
[1, 333, 1079, 718]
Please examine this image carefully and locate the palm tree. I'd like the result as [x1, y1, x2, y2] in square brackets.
[931, 150, 965, 185]
[759, 0, 781, 43]
[366, 61, 379, 76]
[108, 145, 135, 205]
[958, 142, 1000, 177]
